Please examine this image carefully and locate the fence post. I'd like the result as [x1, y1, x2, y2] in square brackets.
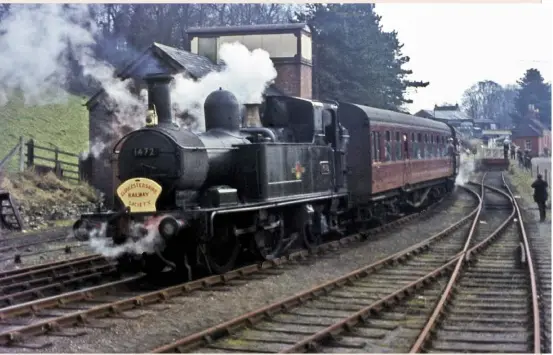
[18, 136, 24, 172]
[26, 139, 34, 168]
[54, 147, 62, 178]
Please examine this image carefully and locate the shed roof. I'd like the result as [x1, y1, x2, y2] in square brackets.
[432, 109, 473, 122]
[512, 118, 549, 138]
[86, 41, 283, 109]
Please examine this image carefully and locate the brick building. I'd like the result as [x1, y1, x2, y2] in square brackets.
[511, 117, 551, 157]
[85, 23, 313, 205]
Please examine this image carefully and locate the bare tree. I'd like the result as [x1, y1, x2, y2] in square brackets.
[461, 80, 515, 128]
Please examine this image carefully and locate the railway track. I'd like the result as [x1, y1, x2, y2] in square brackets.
[0, 227, 71, 252]
[150, 172, 542, 354]
[0, 192, 470, 350]
[0, 255, 120, 307]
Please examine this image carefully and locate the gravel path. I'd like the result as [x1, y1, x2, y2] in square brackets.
[505, 172, 552, 352]
[3, 188, 476, 353]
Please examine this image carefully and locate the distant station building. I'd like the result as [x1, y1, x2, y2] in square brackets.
[85, 23, 314, 206]
[415, 104, 474, 138]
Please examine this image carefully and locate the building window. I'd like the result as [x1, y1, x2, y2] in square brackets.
[525, 140, 532, 151]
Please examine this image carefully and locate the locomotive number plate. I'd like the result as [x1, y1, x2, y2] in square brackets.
[133, 148, 159, 158]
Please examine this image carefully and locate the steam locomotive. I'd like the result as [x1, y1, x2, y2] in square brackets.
[74, 73, 459, 278]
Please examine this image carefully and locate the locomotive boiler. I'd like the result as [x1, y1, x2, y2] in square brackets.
[74, 72, 458, 279]
[75, 73, 350, 278]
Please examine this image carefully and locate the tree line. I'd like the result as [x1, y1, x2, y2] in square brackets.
[461, 68, 551, 129]
[0, 3, 428, 111]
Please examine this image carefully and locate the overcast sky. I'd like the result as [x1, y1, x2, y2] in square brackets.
[374, 3, 552, 114]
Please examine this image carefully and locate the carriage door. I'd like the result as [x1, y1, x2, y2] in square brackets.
[402, 132, 411, 186]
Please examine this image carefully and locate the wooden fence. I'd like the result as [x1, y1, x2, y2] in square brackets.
[0, 137, 92, 183]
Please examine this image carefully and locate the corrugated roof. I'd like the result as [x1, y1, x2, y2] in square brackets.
[432, 109, 473, 121]
[152, 42, 218, 79]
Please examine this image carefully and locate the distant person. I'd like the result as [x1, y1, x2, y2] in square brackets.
[531, 174, 549, 222]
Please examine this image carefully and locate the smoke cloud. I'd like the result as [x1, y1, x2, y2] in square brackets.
[0, 4, 147, 159]
[171, 42, 277, 131]
[0, 5, 278, 157]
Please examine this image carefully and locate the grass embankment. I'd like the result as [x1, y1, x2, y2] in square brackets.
[1, 169, 99, 230]
[0, 93, 89, 172]
[0, 93, 98, 231]
[508, 160, 551, 223]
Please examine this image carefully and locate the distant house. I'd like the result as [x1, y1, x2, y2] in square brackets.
[414, 104, 474, 138]
[511, 117, 551, 157]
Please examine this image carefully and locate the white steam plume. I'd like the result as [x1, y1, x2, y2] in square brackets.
[455, 152, 476, 186]
[0, 4, 100, 106]
[0, 4, 147, 158]
[171, 42, 277, 131]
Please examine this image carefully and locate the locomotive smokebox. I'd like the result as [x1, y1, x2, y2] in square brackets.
[204, 88, 241, 131]
[144, 73, 174, 125]
[243, 103, 262, 127]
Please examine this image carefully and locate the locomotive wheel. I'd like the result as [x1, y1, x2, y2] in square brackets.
[302, 222, 321, 250]
[204, 229, 241, 274]
[141, 253, 167, 275]
[254, 228, 284, 260]
[116, 255, 142, 274]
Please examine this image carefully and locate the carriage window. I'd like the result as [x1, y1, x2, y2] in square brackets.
[372, 132, 381, 162]
[395, 132, 402, 160]
[431, 135, 435, 158]
[403, 133, 409, 159]
[422, 134, 430, 159]
[417, 133, 422, 159]
[385, 131, 391, 161]
[410, 133, 415, 160]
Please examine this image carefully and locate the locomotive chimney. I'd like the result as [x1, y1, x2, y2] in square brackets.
[243, 103, 262, 127]
[143, 73, 174, 125]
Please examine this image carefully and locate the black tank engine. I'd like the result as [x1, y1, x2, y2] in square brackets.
[75, 73, 351, 277]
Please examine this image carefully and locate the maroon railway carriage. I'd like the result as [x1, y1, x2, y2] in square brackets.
[339, 102, 457, 221]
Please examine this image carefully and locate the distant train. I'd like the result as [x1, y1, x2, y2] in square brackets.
[74, 73, 459, 278]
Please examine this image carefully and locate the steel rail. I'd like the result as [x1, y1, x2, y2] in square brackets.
[0, 255, 109, 286]
[0, 243, 90, 264]
[0, 254, 103, 279]
[408, 172, 526, 353]
[150, 187, 482, 353]
[0, 194, 460, 346]
[502, 172, 542, 353]
[0, 236, 67, 254]
[279, 178, 517, 353]
[278, 177, 487, 354]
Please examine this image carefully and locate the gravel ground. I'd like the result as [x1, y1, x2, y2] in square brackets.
[3, 188, 477, 353]
[505, 172, 552, 352]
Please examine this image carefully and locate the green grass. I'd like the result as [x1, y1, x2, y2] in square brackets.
[0, 92, 89, 172]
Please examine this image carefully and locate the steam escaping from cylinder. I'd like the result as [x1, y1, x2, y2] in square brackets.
[171, 42, 277, 131]
[77, 220, 166, 259]
[455, 152, 476, 186]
